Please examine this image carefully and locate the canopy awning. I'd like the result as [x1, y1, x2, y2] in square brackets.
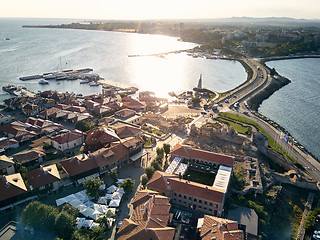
[130, 150, 147, 162]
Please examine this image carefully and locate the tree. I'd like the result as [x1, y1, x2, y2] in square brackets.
[21, 201, 58, 230]
[141, 174, 148, 187]
[156, 147, 164, 159]
[151, 160, 161, 171]
[119, 178, 135, 192]
[98, 211, 113, 229]
[83, 177, 103, 200]
[75, 119, 95, 132]
[144, 166, 155, 179]
[109, 170, 118, 183]
[54, 211, 76, 240]
[304, 208, 320, 231]
[163, 143, 171, 158]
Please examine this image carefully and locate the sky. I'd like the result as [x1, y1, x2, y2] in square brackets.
[1, 0, 320, 20]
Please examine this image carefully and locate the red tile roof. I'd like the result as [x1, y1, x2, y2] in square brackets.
[12, 149, 45, 164]
[171, 144, 234, 167]
[115, 108, 136, 119]
[27, 164, 61, 190]
[115, 125, 141, 139]
[0, 173, 28, 202]
[86, 127, 120, 146]
[60, 154, 98, 177]
[199, 215, 244, 240]
[92, 143, 129, 168]
[52, 130, 84, 145]
[147, 171, 225, 203]
[117, 191, 175, 240]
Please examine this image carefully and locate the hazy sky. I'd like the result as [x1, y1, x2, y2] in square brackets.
[1, 0, 320, 20]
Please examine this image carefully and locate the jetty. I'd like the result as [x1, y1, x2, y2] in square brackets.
[19, 68, 94, 82]
[2, 85, 36, 97]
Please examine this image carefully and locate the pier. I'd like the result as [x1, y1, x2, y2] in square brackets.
[19, 68, 95, 82]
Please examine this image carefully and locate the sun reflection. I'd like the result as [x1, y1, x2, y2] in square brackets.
[128, 54, 190, 98]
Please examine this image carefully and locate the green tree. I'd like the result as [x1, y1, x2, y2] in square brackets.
[144, 166, 155, 179]
[43, 141, 53, 150]
[304, 208, 320, 231]
[119, 178, 135, 192]
[15, 164, 28, 181]
[141, 174, 149, 187]
[109, 170, 118, 183]
[21, 201, 58, 230]
[163, 143, 171, 158]
[62, 204, 79, 218]
[151, 160, 161, 171]
[55, 211, 76, 240]
[75, 120, 95, 132]
[83, 177, 103, 200]
[156, 147, 164, 158]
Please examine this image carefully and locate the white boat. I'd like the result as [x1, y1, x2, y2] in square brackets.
[80, 80, 89, 84]
[39, 79, 49, 84]
[89, 82, 99, 86]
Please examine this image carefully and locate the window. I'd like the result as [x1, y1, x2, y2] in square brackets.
[204, 201, 207, 205]
[209, 203, 213, 206]
[204, 207, 207, 210]
[174, 193, 177, 196]
[199, 200, 202, 204]
[179, 200, 181, 203]
[215, 204, 218, 208]
[184, 195, 186, 199]
[179, 194, 181, 197]
[183, 201, 186, 204]
[173, 198, 176, 201]
[198, 205, 201, 209]
[189, 197, 192, 200]
[209, 209, 212, 212]
[194, 198, 197, 202]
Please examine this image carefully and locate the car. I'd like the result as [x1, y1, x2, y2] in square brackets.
[224, 99, 229, 103]
[201, 111, 207, 115]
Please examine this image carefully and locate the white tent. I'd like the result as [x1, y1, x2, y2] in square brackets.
[94, 204, 108, 213]
[76, 217, 86, 230]
[111, 191, 123, 200]
[97, 197, 108, 204]
[83, 219, 94, 228]
[105, 193, 113, 200]
[116, 187, 125, 194]
[64, 194, 77, 203]
[69, 199, 83, 208]
[99, 184, 106, 191]
[107, 185, 117, 193]
[88, 210, 103, 220]
[109, 199, 121, 207]
[74, 191, 89, 202]
[77, 204, 87, 213]
[56, 198, 66, 206]
[82, 208, 95, 218]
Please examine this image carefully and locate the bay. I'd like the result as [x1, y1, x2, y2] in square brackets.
[260, 58, 320, 160]
[0, 18, 247, 101]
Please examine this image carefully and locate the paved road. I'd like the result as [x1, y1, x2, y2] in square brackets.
[213, 58, 320, 182]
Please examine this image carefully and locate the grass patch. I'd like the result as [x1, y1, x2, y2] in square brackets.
[216, 116, 252, 135]
[183, 169, 215, 186]
[219, 112, 300, 168]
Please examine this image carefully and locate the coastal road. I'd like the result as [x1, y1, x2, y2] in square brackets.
[232, 110, 320, 182]
[214, 57, 320, 182]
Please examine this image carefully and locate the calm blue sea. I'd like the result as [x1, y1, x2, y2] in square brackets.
[0, 18, 246, 100]
[260, 58, 320, 160]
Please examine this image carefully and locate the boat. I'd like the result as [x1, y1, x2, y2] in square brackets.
[5, 38, 10, 40]
[80, 80, 89, 84]
[89, 81, 99, 86]
[38, 79, 49, 84]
